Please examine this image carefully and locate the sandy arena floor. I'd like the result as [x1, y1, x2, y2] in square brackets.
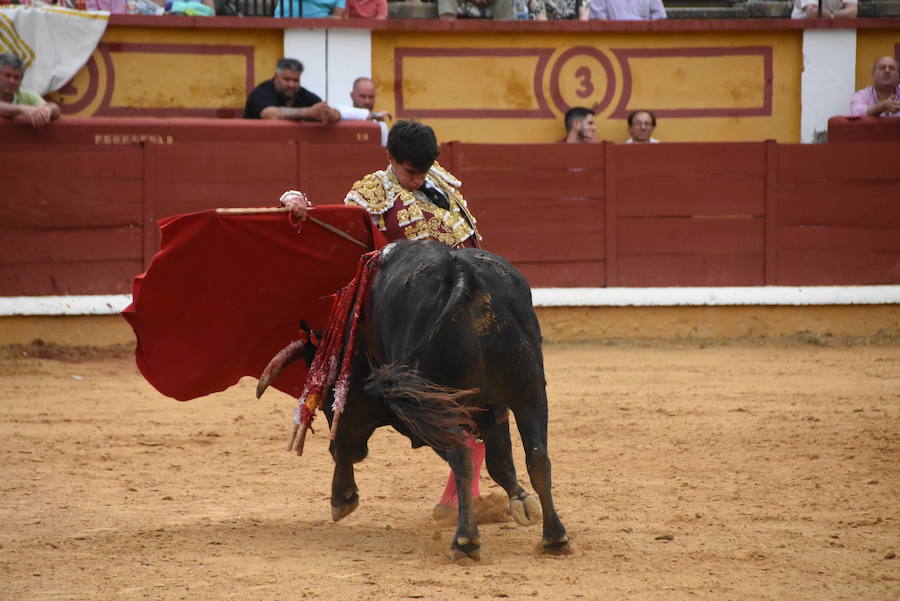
[1, 340, 898, 601]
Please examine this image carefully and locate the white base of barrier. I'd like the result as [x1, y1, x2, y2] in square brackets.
[1, 286, 898, 316]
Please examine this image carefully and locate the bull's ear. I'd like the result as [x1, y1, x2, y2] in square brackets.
[299, 319, 320, 347]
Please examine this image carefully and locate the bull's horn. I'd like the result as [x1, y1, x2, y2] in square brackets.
[256, 339, 308, 398]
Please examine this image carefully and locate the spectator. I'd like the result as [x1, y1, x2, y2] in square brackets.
[563, 106, 596, 143]
[851, 56, 900, 117]
[274, 0, 344, 18]
[244, 57, 340, 123]
[345, 0, 387, 18]
[589, 0, 666, 20]
[165, 0, 217, 15]
[0, 54, 60, 129]
[438, 0, 515, 20]
[529, 0, 589, 19]
[625, 109, 659, 143]
[349, 77, 392, 122]
[334, 77, 392, 145]
[85, 0, 129, 12]
[278, 121, 487, 522]
[791, 0, 857, 19]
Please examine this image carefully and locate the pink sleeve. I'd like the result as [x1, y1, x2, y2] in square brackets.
[377, 0, 388, 18]
[849, 89, 869, 116]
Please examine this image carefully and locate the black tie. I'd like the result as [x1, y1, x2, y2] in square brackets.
[419, 184, 449, 210]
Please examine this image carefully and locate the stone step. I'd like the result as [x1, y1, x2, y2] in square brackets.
[666, 6, 750, 18]
[388, 1, 439, 19]
[859, 0, 900, 17]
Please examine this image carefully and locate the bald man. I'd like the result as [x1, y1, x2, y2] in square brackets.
[851, 56, 900, 117]
[349, 77, 391, 122]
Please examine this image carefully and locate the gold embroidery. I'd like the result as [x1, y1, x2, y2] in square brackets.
[396, 204, 424, 227]
[345, 172, 393, 215]
[346, 164, 480, 247]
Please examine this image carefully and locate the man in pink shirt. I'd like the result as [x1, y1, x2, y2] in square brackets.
[851, 56, 900, 117]
[589, 0, 666, 20]
[345, 0, 387, 18]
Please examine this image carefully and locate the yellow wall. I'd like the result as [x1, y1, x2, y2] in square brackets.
[48, 27, 282, 117]
[48, 23, 838, 143]
[373, 30, 803, 144]
[856, 30, 900, 89]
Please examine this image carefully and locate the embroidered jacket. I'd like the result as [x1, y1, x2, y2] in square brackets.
[344, 162, 481, 249]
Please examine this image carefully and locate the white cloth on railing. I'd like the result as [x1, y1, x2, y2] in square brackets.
[0, 4, 109, 96]
[333, 103, 389, 146]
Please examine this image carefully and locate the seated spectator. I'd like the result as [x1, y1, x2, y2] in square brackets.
[625, 109, 659, 143]
[346, 0, 387, 18]
[346, 76, 392, 122]
[129, 0, 165, 14]
[275, 0, 344, 18]
[85, 0, 129, 12]
[851, 56, 900, 117]
[791, 0, 857, 19]
[244, 57, 340, 122]
[589, 0, 666, 20]
[529, 0, 589, 20]
[333, 76, 392, 145]
[438, 0, 515, 20]
[165, 0, 216, 15]
[563, 106, 596, 143]
[0, 54, 60, 129]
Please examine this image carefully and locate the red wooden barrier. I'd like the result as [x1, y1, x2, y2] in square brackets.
[776, 143, 900, 285]
[0, 140, 386, 295]
[2, 134, 899, 296]
[828, 116, 900, 143]
[445, 142, 607, 287]
[613, 142, 767, 287]
[0, 117, 382, 146]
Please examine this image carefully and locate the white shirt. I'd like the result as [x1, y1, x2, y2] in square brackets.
[791, 0, 856, 19]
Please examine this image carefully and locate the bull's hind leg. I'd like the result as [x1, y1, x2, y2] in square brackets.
[483, 419, 541, 526]
[514, 411, 571, 554]
[442, 441, 481, 560]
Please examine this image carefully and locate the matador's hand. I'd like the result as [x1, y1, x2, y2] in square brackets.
[280, 190, 311, 221]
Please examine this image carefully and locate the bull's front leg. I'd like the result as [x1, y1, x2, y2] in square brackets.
[329, 437, 367, 522]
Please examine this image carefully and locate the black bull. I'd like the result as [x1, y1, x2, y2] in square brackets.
[259, 240, 570, 560]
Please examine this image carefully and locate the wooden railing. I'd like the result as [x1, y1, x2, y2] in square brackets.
[2, 120, 898, 295]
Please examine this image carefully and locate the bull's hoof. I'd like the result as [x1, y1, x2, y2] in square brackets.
[541, 535, 573, 555]
[331, 493, 359, 522]
[509, 493, 542, 526]
[451, 537, 481, 561]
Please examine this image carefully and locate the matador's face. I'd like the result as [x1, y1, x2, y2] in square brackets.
[389, 157, 429, 192]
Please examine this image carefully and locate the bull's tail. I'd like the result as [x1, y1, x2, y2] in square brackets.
[364, 363, 479, 450]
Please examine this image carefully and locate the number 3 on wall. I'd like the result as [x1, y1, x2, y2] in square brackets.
[549, 47, 616, 116]
[574, 65, 595, 99]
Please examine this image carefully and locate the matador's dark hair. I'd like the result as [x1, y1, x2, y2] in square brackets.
[387, 120, 440, 172]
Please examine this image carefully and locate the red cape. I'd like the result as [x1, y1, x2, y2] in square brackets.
[121, 206, 388, 401]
